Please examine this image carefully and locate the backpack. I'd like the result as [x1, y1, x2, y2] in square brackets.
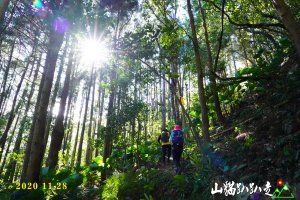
[171, 130, 184, 146]
[161, 131, 170, 143]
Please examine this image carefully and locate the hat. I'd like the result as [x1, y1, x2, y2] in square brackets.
[174, 125, 182, 131]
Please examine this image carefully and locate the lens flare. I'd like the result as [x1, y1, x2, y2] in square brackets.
[33, 0, 43, 9]
[52, 17, 70, 33]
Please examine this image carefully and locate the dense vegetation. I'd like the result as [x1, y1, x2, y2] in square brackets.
[0, 0, 299, 199]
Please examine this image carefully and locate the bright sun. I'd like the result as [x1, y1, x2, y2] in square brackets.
[79, 38, 110, 66]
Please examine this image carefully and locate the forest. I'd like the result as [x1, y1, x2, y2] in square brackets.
[0, 0, 299, 199]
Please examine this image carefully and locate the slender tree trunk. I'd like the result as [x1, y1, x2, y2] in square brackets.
[187, 0, 210, 141]
[0, 113, 20, 176]
[63, 60, 75, 127]
[85, 71, 96, 165]
[131, 75, 137, 146]
[64, 117, 74, 160]
[44, 38, 69, 150]
[272, 0, 300, 60]
[198, 0, 225, 125]
[25, 29, 64, 182]
[161, 72, 166, 129]
[102, 68, 116, 181]
[76, 68, 93, 167]
[170, 81, 177, 122]
[0, 38, 15, 112]
[46, 50, 73, 169]
[0, 62, 17, 116]
[21, 52, 44, 182]
[71, 92, 84, 167]
[62, 67, 77, 156]
[96, 79, 105, 156]
[0, 57, 37, 173]
[0, 52, 32, 160]
[62, 106, 72, 156]
[4, 55, 41, 182]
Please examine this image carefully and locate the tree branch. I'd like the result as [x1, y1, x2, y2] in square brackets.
[213, 0, 225, 72]
[204, 0, 285, 29]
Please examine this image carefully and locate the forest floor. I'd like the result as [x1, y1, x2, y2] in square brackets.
[209, 88, 300, 199]
[147, 85, 300, 200]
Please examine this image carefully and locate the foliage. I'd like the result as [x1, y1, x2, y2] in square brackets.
[0, 0, 299, 199]
[100, 141, 215, 200]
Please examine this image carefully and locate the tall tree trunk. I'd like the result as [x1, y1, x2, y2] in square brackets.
[22, 52, 45, 182]
[25, 29, 64, 182]
[76, 68, 93, 167]
[64, 116, 74, 161]
[46, 50, 73, 169]
[0, 52, 32, 160]
[0, 56, 37, 172]
[4, 55, 41, 182]
[187, 0, 210, 141]
[0, 113, 20, 176]
[62, 67, 77, 156]
[0, 38, 15, 112]
[0, 63, 17, 116]
[96, 78, 105, 156]
[102, 68, 116, 181]
[63, 60, 75, 126]
[198, 0, 225, 125]
[272, 0, 300, 60]
[71, 91, 84, 167]
[131, 75, 137, 146]
[44, 38, 69, 150]
[85, 71, 96, 165]
[161, 72, 166, 129]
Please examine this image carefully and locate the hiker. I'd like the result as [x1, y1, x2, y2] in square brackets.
[157, 129, 171, 166]
[170, 124, 184, 174]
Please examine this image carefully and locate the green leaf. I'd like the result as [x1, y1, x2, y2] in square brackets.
[61, 173, 84, 189]
[55, 168, 72, 181]
[93, 156, 103, 165]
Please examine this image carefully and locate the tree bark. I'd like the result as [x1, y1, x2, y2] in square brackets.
[96, 78, 105, 156]
[0, 113, 19, 176]
[4, 54, 41, 182]
[102, 68, 116, 181]
[25, 29, 64, 182]
[62, 67, 77, 157]
[0, 55, 37, 174]
[71, 91, 84, 167]
[0, 51, 32, 160]
[187, 0, 210, 141]
[0, 38, 15, 112]
[272, 0, 300, 60]
[44, 38, 69, 150]
[161, 72, 166, 129]
[85, 71, 96, 165]
[46, 50, 73, 169]
[22, 52, 45, 182]
[76, 68, 93, 167]
[198, 0, 225, 125]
